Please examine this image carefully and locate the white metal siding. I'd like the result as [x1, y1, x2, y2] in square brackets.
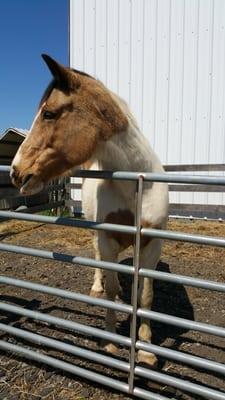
[70, 0, 225, 206]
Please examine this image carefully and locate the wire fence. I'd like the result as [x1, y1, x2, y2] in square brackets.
[0, 165, 225, 399]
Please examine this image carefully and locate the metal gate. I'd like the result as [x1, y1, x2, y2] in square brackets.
[0, 165, 225, 400]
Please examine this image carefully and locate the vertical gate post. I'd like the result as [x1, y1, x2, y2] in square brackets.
[128, 174, 144, 393]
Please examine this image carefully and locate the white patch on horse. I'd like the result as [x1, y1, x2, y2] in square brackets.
[30, 103, 45, 131]
[10, 146, 22, 171]
[11, 106, 44, 173]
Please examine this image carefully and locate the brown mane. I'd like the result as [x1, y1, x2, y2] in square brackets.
[72, 68, 94, 79]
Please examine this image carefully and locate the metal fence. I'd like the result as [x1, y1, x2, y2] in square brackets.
[0, 165, 225, 400]
[0, 165, 65, 213]
[68, 164, 225, 220]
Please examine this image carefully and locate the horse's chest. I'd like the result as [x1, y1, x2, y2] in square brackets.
[82, 178, 135, 222]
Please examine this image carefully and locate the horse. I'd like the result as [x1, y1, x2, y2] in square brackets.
[10, 54, 168, 368]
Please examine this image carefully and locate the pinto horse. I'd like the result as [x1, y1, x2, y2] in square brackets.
[11, 55, 168, 368]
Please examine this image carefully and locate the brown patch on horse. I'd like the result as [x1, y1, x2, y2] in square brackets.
[105, 209, 134, 249]
[104, 210, 161, 249]
[141, 220, 162, 230]
[92, 82, 128, 139]
[40, 55, 128, 140]
[11, 55, 128, 194]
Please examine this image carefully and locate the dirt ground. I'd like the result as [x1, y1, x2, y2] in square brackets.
[0, 217, 225, 400]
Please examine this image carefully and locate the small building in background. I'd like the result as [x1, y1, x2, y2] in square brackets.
[0, 128, 50, 211]
[0, 127, 28, 165]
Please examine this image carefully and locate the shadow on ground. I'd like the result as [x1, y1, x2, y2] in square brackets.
[118, 257, 194, 347]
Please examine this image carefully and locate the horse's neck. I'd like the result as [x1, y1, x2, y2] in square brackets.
[94, 107, 163, 173]
[87, 99, 168, 219]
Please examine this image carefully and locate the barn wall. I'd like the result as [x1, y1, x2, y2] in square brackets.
[70, 0, 225, 206]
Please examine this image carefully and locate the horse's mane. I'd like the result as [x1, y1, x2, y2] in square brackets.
[72, 68, 93, 79]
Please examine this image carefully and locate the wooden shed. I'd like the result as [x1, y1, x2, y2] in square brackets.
[0, 128, 27, 165]
[0, 128, 50, 211]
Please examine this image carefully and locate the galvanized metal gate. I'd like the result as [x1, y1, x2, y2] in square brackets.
[0, 165, 225, 400]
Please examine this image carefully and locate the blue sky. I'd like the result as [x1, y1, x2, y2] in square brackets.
[0, 0, 68, 133]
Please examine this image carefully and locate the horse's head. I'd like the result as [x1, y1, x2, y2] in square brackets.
[11, 54, 128, 195]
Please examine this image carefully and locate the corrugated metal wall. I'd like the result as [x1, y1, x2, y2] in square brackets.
[70, 0, 225, 206]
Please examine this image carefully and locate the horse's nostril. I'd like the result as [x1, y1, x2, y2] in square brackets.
[22, 174, 33, 186]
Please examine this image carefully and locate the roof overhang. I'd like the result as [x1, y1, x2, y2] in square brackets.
[0, 128, 28, 165]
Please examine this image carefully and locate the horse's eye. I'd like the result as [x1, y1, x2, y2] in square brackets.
[43, 111, 56, 120]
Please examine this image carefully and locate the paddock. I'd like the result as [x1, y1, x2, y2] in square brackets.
[0, 167, 225, 400]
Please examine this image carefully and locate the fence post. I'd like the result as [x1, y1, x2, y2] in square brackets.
[128, 174, 144, 393]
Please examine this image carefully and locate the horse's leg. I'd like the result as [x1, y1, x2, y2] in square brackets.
[90, 235, 104, 297]
[104, 269, 121, 353]
[137, 238, 162, 368]
[90, 267, 104, 297]
[97, 232, 120, 354]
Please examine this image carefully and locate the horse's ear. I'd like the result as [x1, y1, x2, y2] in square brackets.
[41, 54, 80, 89]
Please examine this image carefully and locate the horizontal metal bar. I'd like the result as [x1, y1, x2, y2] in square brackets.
[1, 210, 224, 250]
[139, 268, 225, 293]
[1, 238, 224, 298]
[164, 163, 225, 172]
[0, 301, 131, 347]
[0, 275, 132, 314]
[2, 165, 225, 185]
[137, 309, 225, 338]
[169, 215, 223, 222]
[136, 341, 225, 376]
[0, 210, 136, 235]
[0, 202, 64, 221]
[0, 340, 129, 394]
[132, 387, 169, 400]
[15, 201, 64, 215]
[141, 227, 225, 248]
[169, 184, 225, 192]
[1, 325, 224, 400]
[135, 366, 225, 400]
[0, 322, 129, 372]
[4, 336, 221, 400]
[69, 182, 225, 193]
[0, 242, 134, 275]
[0, 340, 168, 400]
[0, 166, 10, 172]
[72, 169, 225, 185]
[68, 182, 225, 193]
